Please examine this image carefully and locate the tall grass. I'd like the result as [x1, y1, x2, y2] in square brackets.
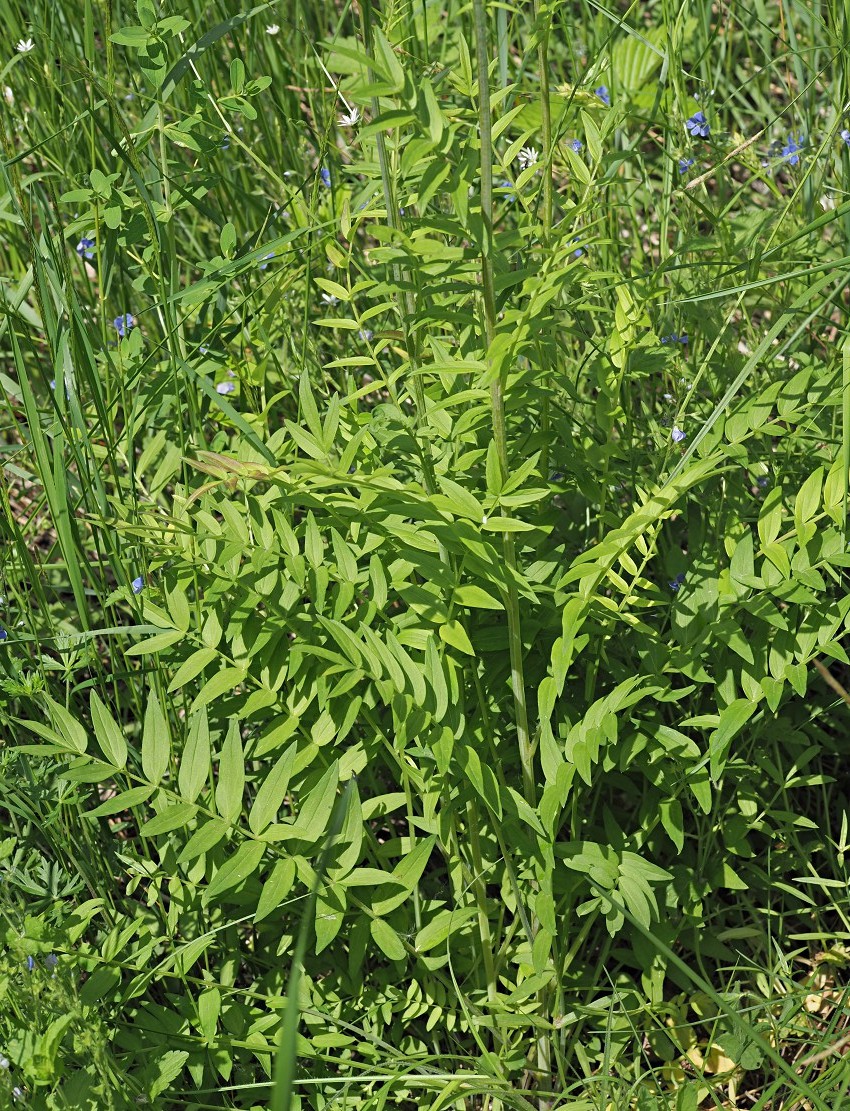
[2, 0, 850, 1108]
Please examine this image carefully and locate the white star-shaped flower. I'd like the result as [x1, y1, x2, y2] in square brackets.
[266, 24, 279, 35]
[321, 293, 339, 306]
[338, 107, 360, 127]
[517, 145, 539, 170]
[3, 86, 13, 104]
[16, 38, 34, 54]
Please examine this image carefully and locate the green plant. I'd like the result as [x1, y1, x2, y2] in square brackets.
[2, 0, 850, 1107]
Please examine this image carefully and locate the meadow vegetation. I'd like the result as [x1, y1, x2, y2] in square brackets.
[2, 0, 850, 1107]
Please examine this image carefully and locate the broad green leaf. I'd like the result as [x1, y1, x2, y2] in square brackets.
[142, 690, 171, 784]
[87, 786, 153, 818]
[255, 859, 297, 922]
[296, 762, 340, 843]
[205, 840, 265, 900]
[179, 708, 210, 804]
[177, 818, 228, 865]
[709, 699, 758, 782]
[141, 803, 198, 837]
[44, 696, 88, 754]
[369, 917, 406, 961]
[372, 836, 435, 916]
[249, 745, 296, 834]
[89, 692, 128, 769]
[414, 907, 478, 953]
[215, 717, 244, 823]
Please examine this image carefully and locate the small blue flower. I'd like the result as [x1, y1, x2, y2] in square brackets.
[259, 251, 275, 270]
[569, 138, 583, 152]
[76, 236, 95, 260]
[499, 179, 516, 202]
[26, 956, 35, 971]
[595, 85, 610, 106]
[114, 313, 135, 337]
[781, 132, 804, 166]
[686, 111, 710, 139]
[45, 954, 58, 969]
[757, 475, 770, 488]
[661, 333, 688, 345]
[679, 157, 695, 174]
[671, 426, 686, 443]
[216, 381, 235, 395]
[0, 627, 7, 642]
[569, 237, 584, 258]
[320, 166, 331, 187]
[131, 576, 144, 594]
[841, 129, 850, 147]
[358, 328, 373, 342]
[668, 572, 686, 592]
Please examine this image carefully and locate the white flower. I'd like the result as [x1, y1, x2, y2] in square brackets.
[517, 145, 539, 170]
[321, 293, 339, 306]
[265, 24, 279, 35]
[16, 38, 34, 54]
[3, 86, 13, 104]
[820, 194, 836, 212]
[338, 107, 360, 127]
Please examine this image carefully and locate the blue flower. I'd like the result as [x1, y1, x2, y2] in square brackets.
[679, 157, 695, 174]
[131, 576, 144, 594]
[569, 138, 583, 152]
[671, 426, 686, 443]
[781, 132, 804, 165]
[0, 627, 7, 642]
[841, 129, 850, 146]
[668, 572, 686, 592]
[358, 328, 373, 342]
[686, 111, 710, 138]
[570, 237, 584, 258]
[499, 179, 516, 202]
[114, 313, 135, 337]
[45, 954, 58, 968]
[259, 251, 275, 270]
[595, 85, 610, 106]
[216, 381, 235, 395]
[320, 166, 331, 187]
[661, 333, 688, 345]
[26, 956, 35, 971]
[76, 236, 95, 260]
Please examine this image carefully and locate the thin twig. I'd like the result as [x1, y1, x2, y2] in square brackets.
[686, 129, 764, 190]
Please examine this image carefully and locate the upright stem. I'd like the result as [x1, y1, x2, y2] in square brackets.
[534, 0, 553, 244]
[360, 0, 439, 502]
[534, 0, 553, 481]
[471, 0, 536, 810]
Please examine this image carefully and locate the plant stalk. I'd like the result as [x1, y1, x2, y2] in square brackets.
[471, 0, 536, 810]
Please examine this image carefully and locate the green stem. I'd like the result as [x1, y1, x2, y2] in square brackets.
[533, 0, 554, 482]
[534, 0, 553, 244]
[467, 801, 498, 1005]
[360, 0, 439, 501]
[471, 0, 536, 810]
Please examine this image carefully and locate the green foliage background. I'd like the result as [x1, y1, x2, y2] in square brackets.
[1, 0, 850, 1107]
